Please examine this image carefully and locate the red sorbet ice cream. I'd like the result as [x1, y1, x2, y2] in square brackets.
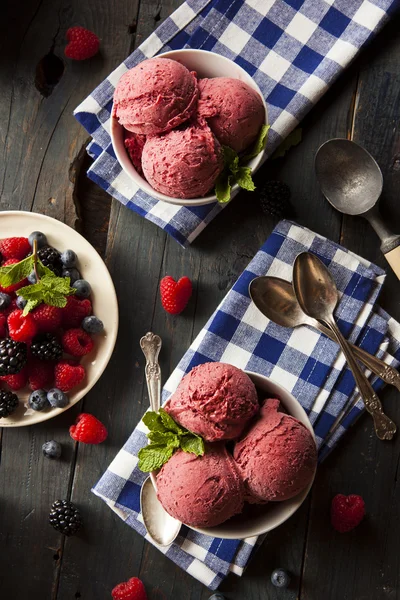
[156, 444, 244, 527]
[198, 77, 265, 153]
[124, 131, 146, 174]
[165, 362, 259, 441]
[233, 399, 317, 503]
[113, 57, 199, 135]
[141, 122, 224, 199]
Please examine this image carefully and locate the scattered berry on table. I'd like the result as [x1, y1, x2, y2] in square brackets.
[0, 314, 7, 338]
[49, 499, 82, 536]
[160, 276, 192, 315]
[42, 440, 62, 459]
[0, 367, 28, 391]
[62, 328, 94, 357]
[271, 568, 291, 588]
[32, 304, 63, 333]
[35, 246, 62, 275]
[28, 358, 55, 391]
[29, 389, 50, 411]
[47, 388, 69, 408]
[0, 293, 11, 310]
[65, 26, 100, 61]
[31, 333, 63, 361]
[8, 309, 38, 343]
[27, 271, 38, 284]
[60, 249, 77, 268]
[61, 296, 92, 328]
[0, 259, 29, 293]
[111, 577, 148, 600]
[62, 267, 81, 284]
[0, 390, 19, 418]
[331, 494, 365, 533]
[28, 231, 48, 249]
[16, 296, 27, 310]
[73, 279, 91, 299]
[0, 237, 31, 261]
[0, 338, 28, 376]
[258, 180, 294, 219]
[55, 359, 85, 392]
[69, 413, 107, 444]
[82, 315, 103, 334]
[208, 594, 226, 600]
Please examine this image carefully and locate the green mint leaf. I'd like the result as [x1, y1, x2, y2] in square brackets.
[148, 431, 180, 448]
[272, 128, 302, 159]
[142, 411, 166, 432]
[215, 172, 233, 204]
[22, 299, 41, 317]
[222, 145, 239, 171]
[36, 261, 56, 279]
[18, 276, 75, 314]
[43, 293, 68, 308]
[180, 434, 205, 456]
[0, 255, 34, 288]
[241, 124, 270, 163]
[159, 407, 186, 434]
[137, 444, 174, 472]
[18, 282, 44, 300]
[235, 166, 256, 191]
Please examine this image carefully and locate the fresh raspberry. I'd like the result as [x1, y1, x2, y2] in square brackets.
[28, 358, 55, 391]
[62, 328, 94, 357]
[55, 359, 85, 392]
[32, 304, 63, 333]
[331, 494, 365, 533]
[0, 259, 29, 294]
[0, 313, 7, 338]
[61, 296, 92, 328]
[69, 413, 107, 444]
[0, 237, 31, 261]
[160, 276, 192, 315]
[8, 309, 38, 342]
[111, 577, 147, 600]
[65, 27, 100, 60]
[0, 367, 28, 391]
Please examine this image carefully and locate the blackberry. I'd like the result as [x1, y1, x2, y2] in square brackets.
[31, 334, 63, 361]
[49, 499, 82, 536]
[258, 180, 294, 219]
[0, 390, 19, 418]
[35, 246, 62, 276]
[0, 338, 28, 376]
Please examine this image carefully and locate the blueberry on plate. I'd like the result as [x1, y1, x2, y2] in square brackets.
[62, 268, 81, 285]
[0, 292, 11, 310]
[73, 279, 91, 299]
[27, 271, 38, 285]
[16, 296, 27, 310]
[82, 316, 103, 334]
[47, 388, 69, 408]
[28, 231, 47, 249]
[61, 250, 77, 268]
[271, 568, 291, 588]
[29, 389, 49, 412]
[42, 440, 62, 459]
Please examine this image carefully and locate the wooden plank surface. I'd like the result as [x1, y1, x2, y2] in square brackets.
[1, 1, 400, 599]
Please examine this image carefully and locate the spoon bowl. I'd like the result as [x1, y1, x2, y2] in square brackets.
[140, 477, 181, 546]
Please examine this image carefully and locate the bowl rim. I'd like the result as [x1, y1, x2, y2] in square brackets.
[110, 48, 268, 207]
[150, 370, 316, 539]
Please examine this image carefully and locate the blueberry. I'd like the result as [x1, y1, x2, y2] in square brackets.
[27, 271, 38, 284]
[0, 293, 11, 310]
[29, 389, 49, 411]
[47, 388, 69, 408]
[208, 595, 225, 600]
[73, 279, 91, 299]
[271, 568, 291, 589]
[62, 268, 81, 285]
[28, 231, 47, 249]
[61, 249, 77, 268]
[82, 316, 104, 334]
[16, 296, 27, 310]
[42, 440, 62, 459]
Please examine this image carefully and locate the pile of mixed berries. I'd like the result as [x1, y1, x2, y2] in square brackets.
[0, 232, 104, 419]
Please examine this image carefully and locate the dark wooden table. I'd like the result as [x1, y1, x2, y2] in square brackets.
[1, 2, 400, 599]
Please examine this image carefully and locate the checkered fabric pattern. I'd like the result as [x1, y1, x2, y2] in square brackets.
[93, 220, 400, 589]
[74, 0, 397, 247]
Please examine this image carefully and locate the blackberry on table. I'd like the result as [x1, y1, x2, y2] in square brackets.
[0, 338, 28, 376]
[0, 390, 19, 418]
[258, 180, 294, 219]
[49, 499, 82, 536]
[31, 334, 63, 361]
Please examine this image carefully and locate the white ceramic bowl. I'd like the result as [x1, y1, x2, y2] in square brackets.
[151, 371, 316, 539]
[110, 49, 268, 207]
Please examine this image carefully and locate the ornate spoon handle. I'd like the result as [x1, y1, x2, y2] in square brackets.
[140, 332, 162, 412]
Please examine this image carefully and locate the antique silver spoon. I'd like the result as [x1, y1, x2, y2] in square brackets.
[293, 253, 396, 441]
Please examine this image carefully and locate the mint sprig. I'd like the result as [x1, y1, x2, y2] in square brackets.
[272, 127, 302, 159]
[138, 408, 205, 472]
[215, 124, 270, 203]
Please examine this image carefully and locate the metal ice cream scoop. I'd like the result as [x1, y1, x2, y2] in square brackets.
[315, 138, 400, 279]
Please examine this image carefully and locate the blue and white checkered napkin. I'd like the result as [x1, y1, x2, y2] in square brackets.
[74, 0, 396, 247]
[93, 220, 400, 589]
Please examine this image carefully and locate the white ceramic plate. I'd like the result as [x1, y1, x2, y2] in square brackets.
[0, 211, 118, 427]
